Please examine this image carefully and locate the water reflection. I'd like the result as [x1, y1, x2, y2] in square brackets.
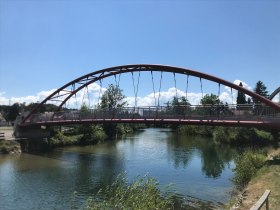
[167, 133, 237, 178]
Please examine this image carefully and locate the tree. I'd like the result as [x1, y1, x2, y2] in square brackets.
[7, 103, 20, 122]
[100, 84, 127, 139]
[198, 94, 220, 116]
[170, 96, 191, 116]
[253, 81, 269, 104]
[200, 94, 219, 105]
[236, 82, 247, 105]
[100, 84, 127, 109]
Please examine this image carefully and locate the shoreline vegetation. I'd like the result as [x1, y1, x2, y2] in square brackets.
[176, 125, 279, 146]
[228, 147, 280, 210]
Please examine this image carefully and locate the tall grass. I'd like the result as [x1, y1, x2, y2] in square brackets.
[84, 175, 174, 210]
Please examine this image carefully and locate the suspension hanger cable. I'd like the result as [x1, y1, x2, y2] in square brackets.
[98, 79, 103, 107]
[231, 87, 233, 105]
[157, 71, 163, 107]
[218, 83, 221, 102]
[75, 93, 78, 110]
[200, 78, 204, 99]
[186, 74, 189, 103]
[131, 72, 136, 107]
[114, 74, 121, 88]
[82, 86, 87, 106]
[151, 71, 157, 106]
[87, 86, 90, 108]
[173, 72, 178, 100]
[135, 71, 141, 107]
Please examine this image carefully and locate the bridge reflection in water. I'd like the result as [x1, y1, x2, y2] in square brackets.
[22, 104, 280, 129]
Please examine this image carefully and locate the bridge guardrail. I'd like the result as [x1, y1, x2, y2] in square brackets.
[21, 104, 280, 126]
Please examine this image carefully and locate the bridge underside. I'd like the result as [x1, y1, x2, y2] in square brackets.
[19, 118, 280, 129]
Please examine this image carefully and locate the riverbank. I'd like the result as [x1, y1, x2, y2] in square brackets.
[0, 126, 21, 154]
[230, 147, 280, 209]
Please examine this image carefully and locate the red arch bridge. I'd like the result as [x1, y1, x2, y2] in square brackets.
[16, 64, 280, 137]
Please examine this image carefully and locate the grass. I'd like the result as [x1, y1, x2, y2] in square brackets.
[0, 140, 21, 154]
[229, 147, 280, 210]
[83, 175, 174, 210]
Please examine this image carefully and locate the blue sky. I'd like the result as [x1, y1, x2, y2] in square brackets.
[0, 0, 279, 106]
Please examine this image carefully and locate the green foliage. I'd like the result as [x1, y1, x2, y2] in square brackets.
[177, 125, 214, 137]
[200, 94, 219, 105]
[169, 96, 191, 116]
[100, 84, 127, 109]
[0, 140, 21, 154]
[25, 102, 61, 112]
[7, 103, 20, 121]
[84, 175, 174, 210]
[233, 150, 266, 188]
[213, 127, 274, 145]
[213, 127, 230, 144]
[253, 80, 269, 104]
[236, 82, 247, 105]
[78, 125, 106, 145]
[0, 144, 9, 154]
[253, 129, 273, 141]
[49, 131, 81, 146]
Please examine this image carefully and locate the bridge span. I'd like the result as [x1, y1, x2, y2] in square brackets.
[14, 64, 280, 139]
[19, 105, 280, 129]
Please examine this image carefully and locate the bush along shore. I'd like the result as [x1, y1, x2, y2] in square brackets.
[177, 125, 279, 146]
[0, 140, 21, 154]
[22, 123, 146, 152]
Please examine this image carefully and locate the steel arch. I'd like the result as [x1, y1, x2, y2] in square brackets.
[22, 64, 280, 124]
[269, 86, 280, 101]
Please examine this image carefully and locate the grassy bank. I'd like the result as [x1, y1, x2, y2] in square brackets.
[177, 125, 278, 145]
[229, 148, 280, 209]
[45, 123, 146, 148]
[0, 140, 21, 154]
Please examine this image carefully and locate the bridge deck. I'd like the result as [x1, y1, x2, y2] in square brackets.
[19, 105, 280, 129]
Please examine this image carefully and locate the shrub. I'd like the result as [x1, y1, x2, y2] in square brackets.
[233, 150, 266, 188]
[254, 129, 273, 141]
[79, 125, 106, 144]
[1, 145, 10, 154]
[84, 175, 174, 210]
[49, 131, 80, 146]
[177, 125, 214, 136]
[213, 127, 230, 144]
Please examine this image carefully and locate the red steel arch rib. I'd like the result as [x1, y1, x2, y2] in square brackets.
[269, 86, 280, 101]
[22, 64, 280, 124]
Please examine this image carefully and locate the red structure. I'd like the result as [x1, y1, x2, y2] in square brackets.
[20, 64, 280, 129]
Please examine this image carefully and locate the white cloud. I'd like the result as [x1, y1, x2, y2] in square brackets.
[126, 87, 233, 107]
[0, 84, 235, 108]
[0, 83, 106, 107]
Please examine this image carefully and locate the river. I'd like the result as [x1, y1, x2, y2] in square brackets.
[0, 128, 238, 209]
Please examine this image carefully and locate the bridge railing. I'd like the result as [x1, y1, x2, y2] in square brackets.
[21, 104, 280, 125]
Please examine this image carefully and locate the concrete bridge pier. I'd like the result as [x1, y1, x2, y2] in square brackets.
[13, 114, 51, 139]
[14, 124, 51, 139]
